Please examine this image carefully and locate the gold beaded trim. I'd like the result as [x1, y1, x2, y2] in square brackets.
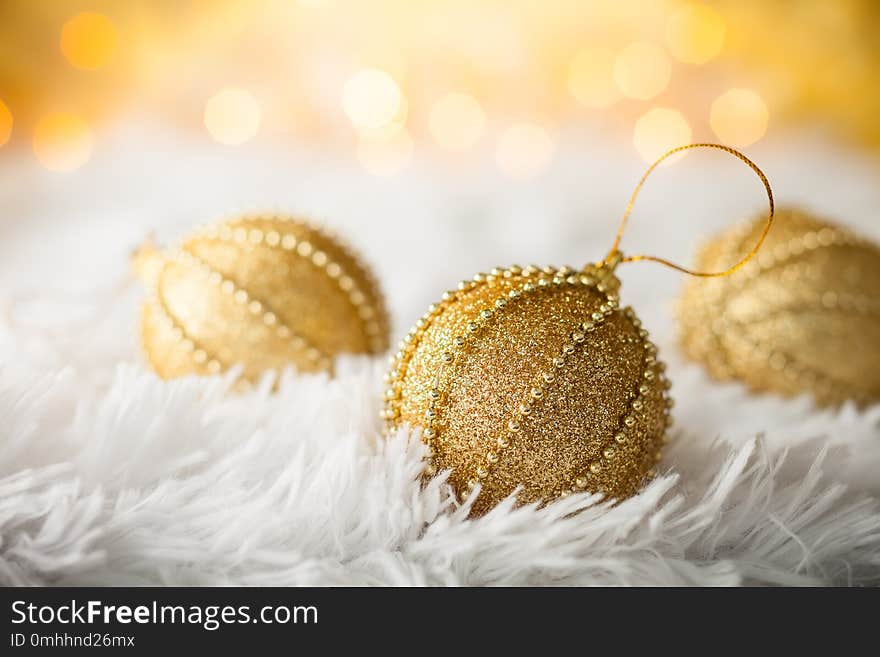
[385, 267, 558, 438]
[421, 266, 582, 479]
[199, 218, 386, 353]
[147, 265, 224, 375]
[564, 307, 672, 497]
[382, 293, 451, 425]
[746, 227, 866, 280]
[382, 267, 505, 427]
[455, 272, 618, 498]
[174, 248, 332, 372]
[707, 223, 864, 287]
[680, 303, 871, 403]
[729, 291, 880, 323]
[329, 225, 390, 347]
[150, 299, 222, 374]
[693, 224, 868, 316]
[723, 320, 871, 405]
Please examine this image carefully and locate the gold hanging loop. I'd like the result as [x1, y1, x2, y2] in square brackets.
[604, 143, 774, 278]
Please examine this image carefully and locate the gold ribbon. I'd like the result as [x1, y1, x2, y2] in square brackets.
[604, 143, 775, 278]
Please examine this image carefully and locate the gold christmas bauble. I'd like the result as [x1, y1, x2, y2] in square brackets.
[134, 213, 389, 382]
[384, 260, 673, 516]
[678, 208, 880, 407]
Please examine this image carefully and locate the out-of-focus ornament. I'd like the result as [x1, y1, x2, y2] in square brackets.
[678, 208, 880, 407]
[384, 144, 775, 515]
[134, 213, 389, 383]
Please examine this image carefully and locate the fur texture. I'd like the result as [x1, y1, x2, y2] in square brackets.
[2, 339, 879, 586]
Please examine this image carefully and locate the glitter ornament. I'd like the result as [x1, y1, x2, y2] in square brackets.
[385, 259, 673, 515]
[384, 144, 775, 515]
[134, 213, 389, 382]
[678, 208, 880, 407]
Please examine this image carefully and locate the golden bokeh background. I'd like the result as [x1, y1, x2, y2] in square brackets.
[0, 0, 878, 176]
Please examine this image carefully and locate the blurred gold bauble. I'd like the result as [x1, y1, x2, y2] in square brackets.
[134, 213, 389, 383]
[678, 208, 880, 407]
[384, 260, 672, 516]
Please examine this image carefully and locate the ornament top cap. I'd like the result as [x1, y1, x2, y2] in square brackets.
[603, 143, 775, 280]
[598, 249, 624, 274]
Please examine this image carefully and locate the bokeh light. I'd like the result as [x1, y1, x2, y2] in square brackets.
[665, 3, 726, 65]
[633, 107, 691, 163]
[0, 99, 12, 147]
[495, 123, 556, 178]
[568, 46, 620, 109]
[342, 69, 403, 131]
[60, 12, 119, 71]
[33, 112, 93, 172]
[613, 42, 671, 100]
[204, 89, 262, 145]
[710, 88, 769, 147]
[429, 93, 486, 151]
[357, 126, 413, 176]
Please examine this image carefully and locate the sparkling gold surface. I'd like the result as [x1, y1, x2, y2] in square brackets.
[678, 208, 880, 407]
[385, 263, 671, 516]
[136, 213, 390, 383]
